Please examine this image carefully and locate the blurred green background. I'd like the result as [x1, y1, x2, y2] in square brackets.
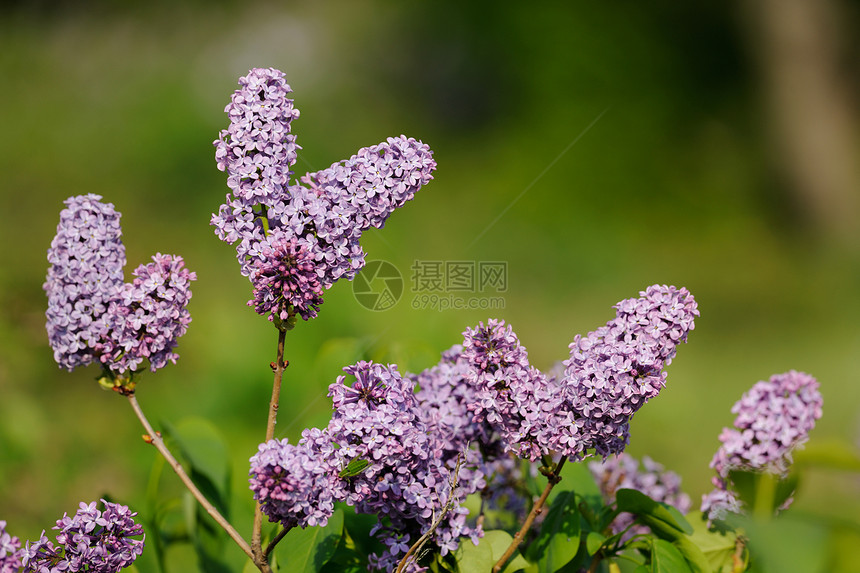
[2, 0, 859, 570]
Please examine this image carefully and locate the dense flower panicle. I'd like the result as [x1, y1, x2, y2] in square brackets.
[44, 194, 126, 371]
[590, 453, 691, 540]
[250, 360, 482, 572]
[214, 67, 299, 206]
[213, 68, 436, 321]
[0, 521, 22, 573]
[97, 254, 196, 373]
[248, 233, 324, 322]
[302, 135, 437, 233]
[562, 285, 699, 458]
[701, 370, 822, 520]
[461, 320, 568, 461]
[413, 345, 496, 455]
[21, 500, 144, 573]
[45, 196, 196, 376]
[249, 437, 337, 529]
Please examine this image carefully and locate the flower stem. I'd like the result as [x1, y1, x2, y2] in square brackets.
[252, 328, 289, 561]
[127, 394, 270, 572]
[492, 456, 568, 573]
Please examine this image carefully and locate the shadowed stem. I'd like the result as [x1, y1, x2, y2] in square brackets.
[252, 327, 289, 563]
[265, 526, 292, 559]
[127, 394, 270, 572]
[492, 456, 568, 573]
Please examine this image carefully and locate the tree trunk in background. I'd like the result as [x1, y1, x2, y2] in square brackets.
[742, 0, 859, 247]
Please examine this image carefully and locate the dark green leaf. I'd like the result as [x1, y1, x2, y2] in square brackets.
[529, 491, 581, 573]
[161, 418, 231, 517]
[549, 461, 604, 513]
[276, 509, 345, 573]
[615, 489, 692, 535]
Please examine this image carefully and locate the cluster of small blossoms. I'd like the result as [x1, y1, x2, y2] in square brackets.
[561, 285, 699, 458]
[0, 521, 22, 573]
[44, 195, 196, 376]
[459, 286, 698, 463]
[461, 320, 563, 461]
[44, 194, 126, 371]
[250, 361, 483, 572]
[212, 67, 436, 324]
[97, 254, 195, 372]
[249, 436, 336, 529]
[18, 500, 144, 573]
[701, 371, 822, 520]
[589, 453, 691, 540]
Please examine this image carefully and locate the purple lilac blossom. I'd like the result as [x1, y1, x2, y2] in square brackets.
[249, 436, 337, 529]
[249, 360, 482, 572]
[44, 194, 126, 371]
[460, 285, 697, 463]
[21, 500, 144, 573]
[561, 284, 699, 458]
[461, 320, 566, 462]
[45, 196, 196, 377]
[212, 68, 436, 323]
[247, 233, 324, 322]
[0, 521, 22, 573]
[97, 254, 196, 373]
[701, 370, 822, 520]
[590, 453, 691, 540]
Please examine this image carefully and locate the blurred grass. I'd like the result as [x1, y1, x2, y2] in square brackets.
[1, 1, 859, 569]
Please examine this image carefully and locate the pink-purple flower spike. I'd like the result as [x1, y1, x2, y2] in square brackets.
[212, 68, 436, 324]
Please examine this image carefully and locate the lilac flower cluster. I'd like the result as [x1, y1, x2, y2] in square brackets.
[250, 361, 484, 572]
[461, 320, 562, 461]
[249, 436, 336, 529]
[561, 284, 698, 458]
[701, 371, 823, 520]
[212, 68, 436, 324]
[19, 500, 143, 573]
[459, 285, 698, 462]
[44, 195, 196, 376]
[44, 194, 126, 371]
[0, 521, 22, 573]
[589, 453, 691, 540]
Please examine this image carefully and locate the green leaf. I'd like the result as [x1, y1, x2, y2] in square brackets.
[650, 539, 692, 573]
[276, 509, 345, 573]
[585, 532, 606, 556]
[484, 530, 531, 573]
[456, 530, 530, 573]
[549, 461, 604, 513]
[528, 491, 581, 573]
[615, 489, 692, 535]
[686, 513, 742, 573]
[454, 533, 494, 572]
[161, 417, 231, 517]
